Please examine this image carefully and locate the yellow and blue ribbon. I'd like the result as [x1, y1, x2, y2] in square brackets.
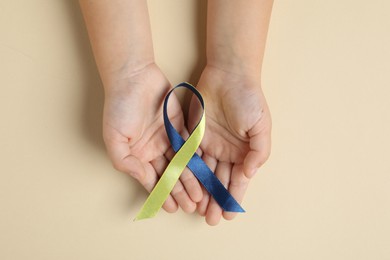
[135, 82, 244, 221]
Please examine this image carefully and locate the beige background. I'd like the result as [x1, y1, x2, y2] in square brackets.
[1, 0, 389, 259]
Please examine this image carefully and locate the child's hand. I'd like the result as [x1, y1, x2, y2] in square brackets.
[103, 64, 202, 213]
[189, 66, 272, 225]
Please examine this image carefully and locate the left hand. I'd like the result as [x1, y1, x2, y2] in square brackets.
[188, 66, 272, 225]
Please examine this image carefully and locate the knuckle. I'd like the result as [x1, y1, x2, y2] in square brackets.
[182, 201, 196, 213]
[180, 173, 198, 186]
[230, 176, 249, 188]
[112, 160, 126, 172]
[171, 184, 185, 196]
[112, 160, 139, 180]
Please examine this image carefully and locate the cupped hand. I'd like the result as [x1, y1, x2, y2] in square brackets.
[188, 66, 272, 225]
[103, 64, 202, 213]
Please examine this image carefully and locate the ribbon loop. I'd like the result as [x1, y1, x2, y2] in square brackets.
[135, 82, 244, 221]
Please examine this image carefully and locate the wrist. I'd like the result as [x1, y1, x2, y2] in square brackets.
[101, 59, 156, 92]
[199, 65, 262, 91]
[203, 62, 262, 85]
[206, 53, 262, 80]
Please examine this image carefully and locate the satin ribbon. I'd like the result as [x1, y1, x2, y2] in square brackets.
[135, 82, 244, 221]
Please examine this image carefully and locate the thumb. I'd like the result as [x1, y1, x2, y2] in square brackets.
[105, 136, 146, 181]
[243, 130, 271, 178]
[119, 155, 147, 181]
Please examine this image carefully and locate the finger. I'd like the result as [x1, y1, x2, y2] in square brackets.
[104, 136, 177, 211]
[205, 161, 232, 226]
[197, 154, 217, 216]
[171, 179, 197, 213]
[243, 128, 271, 178]
[197, 187, 209, 217]
[155, 152, 195, 213]
[165, 148, 203, 203]
[223, 164, 250, 221]
[137, 161, 179, 213]
[104, 135, 146, 180]
[150, 156, 178, 213]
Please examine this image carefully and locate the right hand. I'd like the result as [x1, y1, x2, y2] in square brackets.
[103, 63, 203, 213]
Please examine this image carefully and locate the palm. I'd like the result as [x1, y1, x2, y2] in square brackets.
[189, 66, 272, 225]
[103, 64, 202, 213]
[202, 86, 270, 162]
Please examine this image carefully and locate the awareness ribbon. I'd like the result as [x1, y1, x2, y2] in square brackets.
[135, 82, 244, 221]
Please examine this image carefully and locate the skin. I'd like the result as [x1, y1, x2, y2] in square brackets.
[79, 0, 273, 225]
[189, 0, 273, 225]
[79, 0, 203, 213]
[189, 67, 272, 225]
